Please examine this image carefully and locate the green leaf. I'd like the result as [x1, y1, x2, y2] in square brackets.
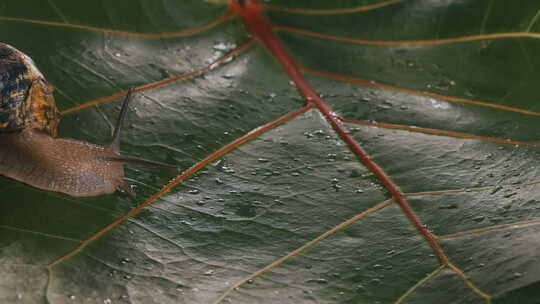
[1, 0, 540, 303]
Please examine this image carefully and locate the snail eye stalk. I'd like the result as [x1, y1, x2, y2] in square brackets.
[111, 88, 134, 153]
[106, 88, 179, 170]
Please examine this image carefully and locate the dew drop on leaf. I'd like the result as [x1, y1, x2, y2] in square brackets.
[212, 42, 236, 51]
[439, 203, 458, 209]
[305, 278, 328, 284]
[473, 216, 485, 223]
[313, 129, 325, 136]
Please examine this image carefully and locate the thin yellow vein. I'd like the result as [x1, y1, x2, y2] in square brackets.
[479, 0, 494, 35]
[275, 26, 540, 46]
[45, 267, 53, 303]
[405, 179, 540, 197]
[212, 199, 394, 304]
[263, 0, 402, 15]
[395, 265, 445, 304]
[438, 219, 540, 239]
[527, 8, 540, 32]
[0, 225, 81, 242]
[447, 263, 493, 303]
[0, 10, 233, 38]
[0, 263, 46, 269]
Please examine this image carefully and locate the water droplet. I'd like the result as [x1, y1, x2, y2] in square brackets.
[373, 264, 383, 270]
[204, 270, 215, 276]
[473, 216, 485, 223]
[356, 284, 368, 293]
[215, 178, 223, 184]
[213, 42, 236, 51]
[439, 203, 458, 209]
[103, 299, 112, 304]
[305, 278, 328, 284]
[188, 189, 200, 195]
[503, 192, 517, 198]
[223, 166, 235, 173]
[291, 172, 300, 177]
[114, 52, 121, 57]
[429, 98, 449, 109]
[490, 186, 503, 195]
[120, 258, 130, 265]
[124, 275, 132, 280]
[258, 158, 269, 163]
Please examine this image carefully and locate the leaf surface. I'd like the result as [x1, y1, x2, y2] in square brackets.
[1, 0, 540, 303]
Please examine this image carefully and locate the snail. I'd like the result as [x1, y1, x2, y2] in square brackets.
[0, 43, 176, 197]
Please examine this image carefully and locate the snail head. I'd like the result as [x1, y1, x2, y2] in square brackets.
[0, 89, 177, 197]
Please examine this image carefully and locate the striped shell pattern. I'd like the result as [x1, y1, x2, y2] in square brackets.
[0, 43, 59, 136]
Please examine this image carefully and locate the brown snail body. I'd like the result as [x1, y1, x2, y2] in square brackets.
[0, 43, 174, 197]
[0, 129, 123, 196]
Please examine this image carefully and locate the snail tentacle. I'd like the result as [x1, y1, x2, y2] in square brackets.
[0, 43, 178, 197]
[110, 88, 134, 153]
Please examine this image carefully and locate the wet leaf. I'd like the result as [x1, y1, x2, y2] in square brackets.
[1, 0, 540, 303]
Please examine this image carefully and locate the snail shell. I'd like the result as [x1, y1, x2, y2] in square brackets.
[0, 43, 175, 197]
[0, 43, 59, 136]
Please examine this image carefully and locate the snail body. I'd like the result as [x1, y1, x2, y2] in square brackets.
[0, 43, 173, 197]
[0, 129, 123, 196]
